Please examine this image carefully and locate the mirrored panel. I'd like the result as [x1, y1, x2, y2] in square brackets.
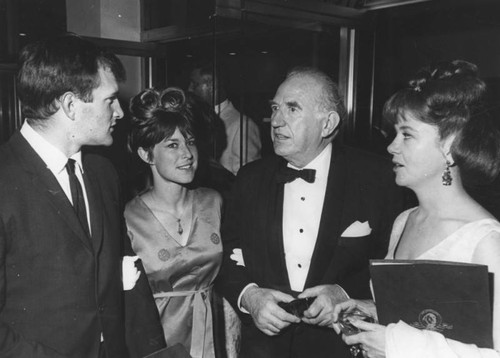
[158, 6, 344, 168]
[0, 68, 21, 143]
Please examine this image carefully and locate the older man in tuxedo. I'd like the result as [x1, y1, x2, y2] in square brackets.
[216, 67, 405, 357]
[0, 34, 165, 357]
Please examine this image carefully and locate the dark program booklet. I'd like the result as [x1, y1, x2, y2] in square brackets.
[370, 259, 493, 348]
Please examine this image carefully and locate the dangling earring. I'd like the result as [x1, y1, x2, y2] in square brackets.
[442, 160, 452, 186]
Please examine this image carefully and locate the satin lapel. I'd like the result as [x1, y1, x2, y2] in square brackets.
[82, 162, 104, 255]
[10, 132, 93, 251]
[266, 157, 291, 291]
[304, 146, 348, 288]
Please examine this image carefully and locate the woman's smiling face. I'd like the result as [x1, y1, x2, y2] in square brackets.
[149, 127, 198, 185]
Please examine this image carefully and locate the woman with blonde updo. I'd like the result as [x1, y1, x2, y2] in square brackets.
[332, 60, 500, 358]
[125, 87, 222, 358]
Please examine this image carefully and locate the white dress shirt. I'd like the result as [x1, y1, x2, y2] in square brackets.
[215, 99, 261, 174]
[283, 144, 331, 292]
[238, 144, 333, 311]
[20, 122, 91, 233]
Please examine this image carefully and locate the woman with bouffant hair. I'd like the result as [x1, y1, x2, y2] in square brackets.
[332, 60, 500, 358]
[125, 87, 222, 358]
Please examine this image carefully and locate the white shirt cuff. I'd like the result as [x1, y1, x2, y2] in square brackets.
[237, 283, 258, 314]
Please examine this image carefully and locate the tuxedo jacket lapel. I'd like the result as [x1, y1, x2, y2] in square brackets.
[250, 157, 290, 291]
[304, 146, 348, 288]
[267, 159, 290, 290]
[11, 132, 94, 251]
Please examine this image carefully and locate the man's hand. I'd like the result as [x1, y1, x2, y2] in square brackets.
[332, 299, 378, 334]
[298, 284, 349, 326]
[241, 286, 301, 336]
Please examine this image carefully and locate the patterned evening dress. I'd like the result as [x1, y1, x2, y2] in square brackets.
[125, 187, 223, 358]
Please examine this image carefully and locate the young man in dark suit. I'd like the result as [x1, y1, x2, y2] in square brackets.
[0, 34, 165, 357]
[216, 67, 404, 358]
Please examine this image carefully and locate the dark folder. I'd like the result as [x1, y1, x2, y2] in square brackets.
[370, 259, 493, 348]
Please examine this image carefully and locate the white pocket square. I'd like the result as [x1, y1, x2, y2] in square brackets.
[230, 248, 245, 267]
[341, 221, 372, 237]
[122, 255, 141, 291]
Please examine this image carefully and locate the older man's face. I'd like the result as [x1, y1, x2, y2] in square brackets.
[270, 75, 330, 168]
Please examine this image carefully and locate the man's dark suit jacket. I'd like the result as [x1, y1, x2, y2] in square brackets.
[0, 132, 165, 357]
[216, 144, 405, 358]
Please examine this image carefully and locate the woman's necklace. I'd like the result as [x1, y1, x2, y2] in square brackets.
[166, 211, 184, 235]
[148, 191, 191, 237]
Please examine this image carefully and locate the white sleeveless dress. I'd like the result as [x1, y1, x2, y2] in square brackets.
[384, 208, 500, 358]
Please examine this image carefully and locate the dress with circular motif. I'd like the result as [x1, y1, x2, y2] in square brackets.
[210, 233, 220, 245]
[158, 248, 170, 262]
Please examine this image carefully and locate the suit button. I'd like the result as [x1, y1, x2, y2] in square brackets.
[98, 305, 105, 313]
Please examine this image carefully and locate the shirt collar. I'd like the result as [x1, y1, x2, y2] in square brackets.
[20, 121, 83, 174]
[288, 143, 332, 180]
[214, 99, 231, 114]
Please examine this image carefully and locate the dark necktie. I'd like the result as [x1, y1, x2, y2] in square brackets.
[66, 159, 90, 237]
[276, 166, 316, 184]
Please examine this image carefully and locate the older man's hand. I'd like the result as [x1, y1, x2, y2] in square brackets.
[298, 284, 349, 326]
[241, 286, 300, 336]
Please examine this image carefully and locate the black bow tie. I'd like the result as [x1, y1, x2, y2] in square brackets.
[276, 167, 316, 184]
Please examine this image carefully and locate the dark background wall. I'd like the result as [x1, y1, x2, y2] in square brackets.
[370, 0, 500, 218]
[372, 1, 500, 133]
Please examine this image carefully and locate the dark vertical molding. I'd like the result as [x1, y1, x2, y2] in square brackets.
[6, 0, 18, 58]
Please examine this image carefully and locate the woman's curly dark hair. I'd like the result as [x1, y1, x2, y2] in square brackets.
[384, 60, 500, 185]
[128, 87, 195, 160]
